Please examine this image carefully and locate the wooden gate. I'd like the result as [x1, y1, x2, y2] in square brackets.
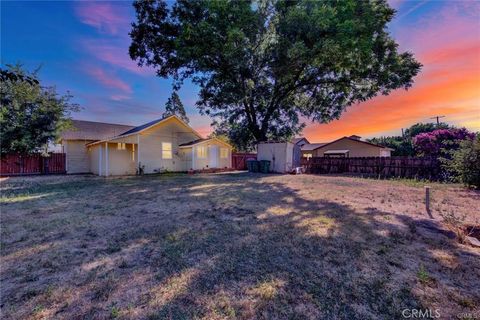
[232, 153, 257, 170]
[1, 153, 66, 176]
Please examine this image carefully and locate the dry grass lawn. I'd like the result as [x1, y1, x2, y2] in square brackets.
[1, 173, 479, 319]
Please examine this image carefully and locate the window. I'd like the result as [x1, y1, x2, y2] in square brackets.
[304, 153, 313, 159]
[162, 142, 172, 159]
[197, 146, 207, 158]
[117, 143, 126, 150]
[220, 148, 229, 159]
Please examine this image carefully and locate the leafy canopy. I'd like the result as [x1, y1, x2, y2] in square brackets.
[162, 91, 189, 123]
[130, 0, 421, 149]
[0, 65, 79, 154]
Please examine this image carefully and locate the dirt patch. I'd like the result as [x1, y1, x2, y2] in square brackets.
[1, 173, 479, 319]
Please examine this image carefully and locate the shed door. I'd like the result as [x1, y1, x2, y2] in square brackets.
[209, 145, 218, 168]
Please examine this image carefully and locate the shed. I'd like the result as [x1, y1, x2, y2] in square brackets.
[257, 142, 301, 173]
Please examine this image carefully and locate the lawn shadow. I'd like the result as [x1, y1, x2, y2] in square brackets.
[1, 173, 479, 319]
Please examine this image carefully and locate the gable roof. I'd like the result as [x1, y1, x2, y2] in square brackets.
[292, 137, 310, 145]
[179, 137, 232, 148]
[82, 115, 203, 147]
[314, 136, 393, 151]
[178, 138, 208, 147]
[61, 120, 134, 141]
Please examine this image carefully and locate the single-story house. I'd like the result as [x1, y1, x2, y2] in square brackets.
[60, 115, 232, 176]
[301, 135, 392, 158]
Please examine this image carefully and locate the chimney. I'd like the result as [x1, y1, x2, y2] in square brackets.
[349, 135, 361, 140]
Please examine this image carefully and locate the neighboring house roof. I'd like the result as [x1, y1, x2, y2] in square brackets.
[303, 136, 393, 151]
[60, 120, 134, 141]
[301, 143, 328, 151]
[292, 137, 310, 145]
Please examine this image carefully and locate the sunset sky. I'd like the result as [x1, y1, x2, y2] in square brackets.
[2, 0, 479, 142]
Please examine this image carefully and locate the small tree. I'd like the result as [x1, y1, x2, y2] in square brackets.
[0, 65, 79, 154]
[162, 91, 189, 123]
[442, 134, 480, 188]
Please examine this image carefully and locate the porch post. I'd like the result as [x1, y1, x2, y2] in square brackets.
[137, 134, 140, 167]
[192, 146, 195, 170]
[99, 144, 102, 175]
[105, 142, 109, 176]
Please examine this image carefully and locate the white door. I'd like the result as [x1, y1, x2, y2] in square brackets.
[209, 145, 218, 168]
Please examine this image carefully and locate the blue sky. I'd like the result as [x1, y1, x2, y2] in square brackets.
[2, 0, 479, 141]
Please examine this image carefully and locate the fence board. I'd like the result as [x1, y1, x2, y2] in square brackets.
[232, 153, 257, 170]
[301, 156, 440, 180]
[1, 153, 66, 176]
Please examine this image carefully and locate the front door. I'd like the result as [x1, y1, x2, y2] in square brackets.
[209, 145, 218, 168]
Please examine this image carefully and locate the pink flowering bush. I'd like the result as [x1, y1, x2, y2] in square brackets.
[413, 128, 475, 157]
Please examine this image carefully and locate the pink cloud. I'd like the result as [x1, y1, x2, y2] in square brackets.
[75, 2, 130, 35]
[85, 66, 132, 94]
[82, 39, 155, 76]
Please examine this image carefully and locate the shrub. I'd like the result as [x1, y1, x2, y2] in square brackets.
[442, 135, 480, 188]
[413, 128, 475, 157]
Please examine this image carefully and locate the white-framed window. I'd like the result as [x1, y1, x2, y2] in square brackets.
[117, 143, 126, 150]
[162, 142, 172, 159]
[304, 153, 313, 159]
[220, 148, 229, 159]
[197, 146, 207, 158]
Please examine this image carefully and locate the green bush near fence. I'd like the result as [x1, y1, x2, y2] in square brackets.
[442, 135, 480, 188]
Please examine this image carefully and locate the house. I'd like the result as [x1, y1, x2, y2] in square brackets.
[60, 115, 232, 176]
[291, 137, 310, 148]
[301, 135, 392, 158]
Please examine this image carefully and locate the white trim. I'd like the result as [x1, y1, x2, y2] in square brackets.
[105, 142, 109, 176]
[99, 144, 102, 175]
[192, 146, 195, 170]
[137, 134, 140, 166]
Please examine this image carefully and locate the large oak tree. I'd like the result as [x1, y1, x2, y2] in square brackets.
[130, 0, 421, 149]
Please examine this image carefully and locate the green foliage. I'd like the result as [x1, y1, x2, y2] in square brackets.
[367, 122, 452, 156]
[130, 0, 421, 149]
[404, 122, 450, 138]
[442, 135, 480, 188]
[162, 91, 189, 123]
[0, 65, 79, 154]
[368, 136, 414, 156]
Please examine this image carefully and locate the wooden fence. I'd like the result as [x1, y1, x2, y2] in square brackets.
[301, 156, 441, 180]
[232, 152, 257, 170]
[1, 153, 66, 176]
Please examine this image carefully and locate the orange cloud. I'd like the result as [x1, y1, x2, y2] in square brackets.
[303, 3, 480, 142]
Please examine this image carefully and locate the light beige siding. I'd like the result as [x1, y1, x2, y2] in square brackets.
[64, 140, 93, 174]
[138, 117, 200, 173]
[106, 143, 137, 175]
[313, 139, 389, 157]
[190, 140, 232, 170]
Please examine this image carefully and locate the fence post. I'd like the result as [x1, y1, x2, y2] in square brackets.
[425, 186, 433, 218]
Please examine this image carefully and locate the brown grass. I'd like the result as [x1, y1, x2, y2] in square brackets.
[1, 173, 479, 319]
